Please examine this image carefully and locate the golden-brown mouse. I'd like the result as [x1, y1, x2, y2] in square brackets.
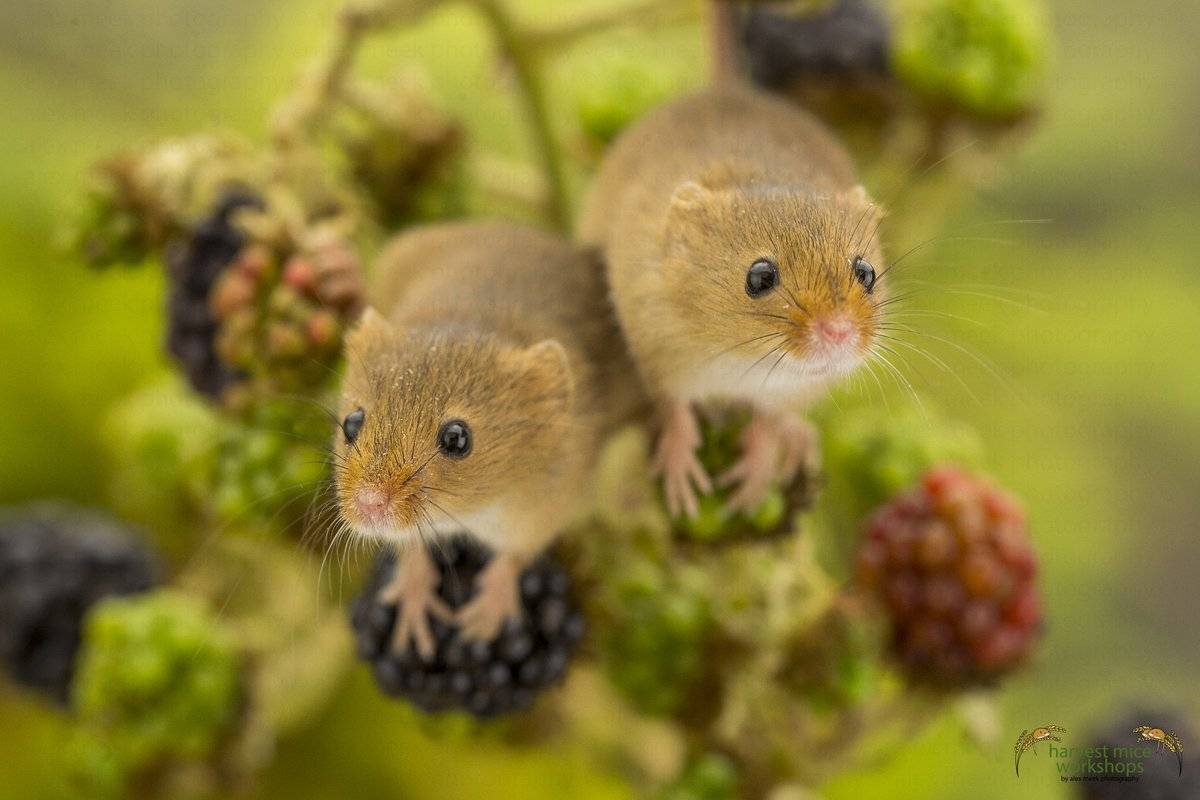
[579, 85, 887, 518]
[334, 221, 641, 657]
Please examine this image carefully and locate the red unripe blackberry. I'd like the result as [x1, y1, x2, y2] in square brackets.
[856, 467, 1041, 685]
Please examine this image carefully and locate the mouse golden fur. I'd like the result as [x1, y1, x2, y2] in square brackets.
[579, 85, 888, 518]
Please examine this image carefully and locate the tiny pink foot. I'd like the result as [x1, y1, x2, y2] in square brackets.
[378, 547, 453, 661]
[457, 552, 524, 641]
[718, 413, 783, 512]
[777, 416, 819, 484]
[652, 400, 712, 518]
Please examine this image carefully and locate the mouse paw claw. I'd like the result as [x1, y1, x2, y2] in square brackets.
[653, 400, 711, 518]
[378, 549, 452, 661]
[456, 553, 523, 642]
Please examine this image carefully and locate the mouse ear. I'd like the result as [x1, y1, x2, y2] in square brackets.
[518, 339, 575, 413]
[344, 306, 393, 350]
[841, 184, 878, 210]
[667, 181, 713, 219]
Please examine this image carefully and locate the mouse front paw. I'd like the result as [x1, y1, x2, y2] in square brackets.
[456, 552, 523, 641]
[718, 412, 815, 512]
[378, 549, 453, 661]
[652, 400, 712, 518]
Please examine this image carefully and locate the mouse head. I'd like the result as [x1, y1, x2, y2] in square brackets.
[661, 172, 886, 379]
[333, 309, 576, 543]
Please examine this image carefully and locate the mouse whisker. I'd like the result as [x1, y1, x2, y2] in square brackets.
[867, 347, 926, 417]
[741, 342, 787, 380]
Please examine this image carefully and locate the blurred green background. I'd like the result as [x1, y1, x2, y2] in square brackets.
[1, 0, 1198, 798]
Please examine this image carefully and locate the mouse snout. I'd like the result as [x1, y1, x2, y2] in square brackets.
[816, 316, 855, 345]
[354, 485, 392, 521]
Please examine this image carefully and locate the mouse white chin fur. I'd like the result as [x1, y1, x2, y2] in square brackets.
[355, 505, 509, 551]
[673, 351, 856, 408]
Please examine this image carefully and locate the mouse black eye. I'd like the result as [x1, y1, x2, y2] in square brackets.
[342, 408, 365, 445]
[437, 419, 472, 459]
[853, 257, 876, 293]
[745, 258, 778, 298]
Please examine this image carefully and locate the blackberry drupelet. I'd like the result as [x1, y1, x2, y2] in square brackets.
[165, 190, 261, 398]
[351, 537, 585, 718]
[856, 467, 1042, 686]
[0, 505, 158, 702]
[1079, 710, 1198, 800]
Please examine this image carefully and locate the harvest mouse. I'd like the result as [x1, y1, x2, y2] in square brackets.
[334, 221, 642, 657]
[579, 85, 887, 518]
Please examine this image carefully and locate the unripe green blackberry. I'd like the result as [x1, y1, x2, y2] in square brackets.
[576, 58, 681, 147]
[822, 404, 983, 522]
[210, 401, 329, 528]
[892, 0, 1050, 118]
[856, 467, 1041, 685]
[1078, 710, 1198, 800]
[104, 380, 221, 537]
[0, 505, 159, 702]
[351, 538, 585, 719]
[660, 753, 739, 800]
[601, 566, 712, 717]
[776, 598, 880, 712]
[73, 590, 242, 770]
[671, 410, 817, 544]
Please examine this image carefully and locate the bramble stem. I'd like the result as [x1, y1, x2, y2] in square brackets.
[471, 0, 571, 231]
[522, 0, 695, 56]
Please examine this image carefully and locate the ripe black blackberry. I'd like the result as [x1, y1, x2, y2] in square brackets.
[165, 190, 261, 398]
[1079, 710, 1198, 800]
[351, 537, 585, 719]
[0, 505, 159, 702]
[743, 0, 892, 90]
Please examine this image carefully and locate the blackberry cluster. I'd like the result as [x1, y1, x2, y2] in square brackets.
[1079, 710, 1198, 800]
[165, 191, 261, 398]
[208, 226, 364, 407]
[856, 467, 1041, 685]
[0, 506, 158, 702]
[351, 538, 585, 719]
[743, 0, 892, 89]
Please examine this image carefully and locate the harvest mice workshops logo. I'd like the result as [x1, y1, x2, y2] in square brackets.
[1134, 724, 1185, 776]
[1014, 721, 1186, 781]
[1014, 724, 1066, 776]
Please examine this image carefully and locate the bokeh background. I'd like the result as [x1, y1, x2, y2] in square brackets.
[1, 0, 1198, 798]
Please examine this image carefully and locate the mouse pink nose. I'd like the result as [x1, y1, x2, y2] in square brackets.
[817, 317, 855, 344]
[355, 486, 391, 520]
